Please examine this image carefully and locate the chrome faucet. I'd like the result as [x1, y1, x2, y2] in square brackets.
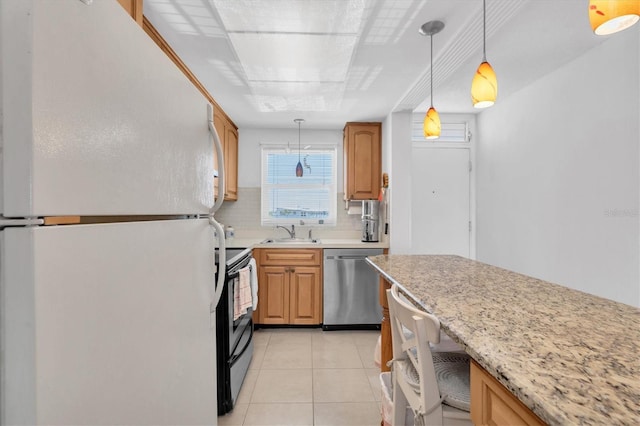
[276, 224, 296, 239]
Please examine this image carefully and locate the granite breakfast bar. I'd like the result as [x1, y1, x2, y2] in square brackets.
[366, 255, 640, 426]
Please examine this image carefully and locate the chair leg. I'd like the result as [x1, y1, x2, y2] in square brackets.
[392, 373, 409, 426]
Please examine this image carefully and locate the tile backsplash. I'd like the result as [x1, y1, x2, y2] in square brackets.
[214, 187, 364, 240]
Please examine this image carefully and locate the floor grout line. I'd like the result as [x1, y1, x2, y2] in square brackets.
[221, 329, 381, 426]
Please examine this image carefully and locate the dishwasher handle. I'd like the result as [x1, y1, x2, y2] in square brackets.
[325, 255, 368, 260]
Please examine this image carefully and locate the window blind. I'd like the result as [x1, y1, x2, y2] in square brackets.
[261, 147, 337, 225]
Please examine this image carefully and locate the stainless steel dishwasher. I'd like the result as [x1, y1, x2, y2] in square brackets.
[323, 248, 383, 330]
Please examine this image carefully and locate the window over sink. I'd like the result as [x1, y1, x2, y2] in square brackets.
[261, 147, 337, 226]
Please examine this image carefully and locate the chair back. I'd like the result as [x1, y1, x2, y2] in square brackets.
[387, 285, 443, 416]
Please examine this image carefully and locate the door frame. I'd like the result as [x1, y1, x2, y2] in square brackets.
[410, 143, 476, 259]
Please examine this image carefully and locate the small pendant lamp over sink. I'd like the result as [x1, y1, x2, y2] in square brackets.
[294, 118, 304, 177]
[419, 20, 444, 140]
[471, 0, 497, 109]
[589, 0, 639, 35]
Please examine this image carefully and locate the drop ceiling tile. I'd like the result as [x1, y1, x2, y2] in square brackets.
[212, 0, 366, 34]
[250, 81, 346, 96]
[229, 33, 357, 82]
[249, 94, 343, 112]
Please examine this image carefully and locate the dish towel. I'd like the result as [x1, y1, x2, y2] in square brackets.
[249, 258, 258, 310]
[234, 267, 252, 320]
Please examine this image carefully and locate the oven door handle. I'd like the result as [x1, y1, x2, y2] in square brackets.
[209, 217, 225, 317]
[229, 328, 253, 365]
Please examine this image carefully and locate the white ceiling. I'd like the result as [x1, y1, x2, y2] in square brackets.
[143, 0, 611, 130]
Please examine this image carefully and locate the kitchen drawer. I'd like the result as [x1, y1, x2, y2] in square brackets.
[257, 248, 322, 266]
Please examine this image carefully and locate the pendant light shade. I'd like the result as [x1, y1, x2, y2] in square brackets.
[419, 20, 444, 140]
[471, 0, 497, 109]
[589, 0, 640, 35]
[294, 118, 304, 177]
[423, 107, 441, 140]
[471, 61, 497, 108]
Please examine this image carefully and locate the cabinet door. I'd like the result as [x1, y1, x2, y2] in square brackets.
[213, 108, 224, 200]
[213, 107, 239, 202]
[224, 126, 238, 201]
[470, 361, 545, 426]
[258, 266, 290, 325]
[344, 123, 381, 200]
[289, 266, 322, 325]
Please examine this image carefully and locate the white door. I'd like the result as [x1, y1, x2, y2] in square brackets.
[411, 147, 470, 257]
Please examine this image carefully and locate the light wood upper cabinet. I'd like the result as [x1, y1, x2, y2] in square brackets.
[225, 123, 238, 201]
[343, 122, 382, 200]
[213, 106, 239, 201]
[116, 0, 143, 26]
[254, 249, 323, 325]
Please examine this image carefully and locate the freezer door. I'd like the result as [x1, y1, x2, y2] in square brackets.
[1, 0, 214, 216]
[1, 219, 218, 425]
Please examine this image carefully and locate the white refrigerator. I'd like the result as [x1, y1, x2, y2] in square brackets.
[1, 0, 226, 424]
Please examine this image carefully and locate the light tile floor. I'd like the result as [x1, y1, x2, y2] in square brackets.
[218, 328, 383, 426]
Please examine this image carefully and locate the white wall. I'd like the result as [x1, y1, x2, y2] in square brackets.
[223, 126, 363, 238]
[387, 111, 413, 254]
[476, 29, 640, 306]
[237, 127, 343, 188]
[381, 114, 392, 179]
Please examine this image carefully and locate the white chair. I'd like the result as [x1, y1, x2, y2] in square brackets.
[395, 291, 464, 354]
[387, 285, 471, 426]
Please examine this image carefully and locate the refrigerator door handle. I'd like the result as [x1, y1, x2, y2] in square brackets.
[209, 216, 226, 315]
[207, 103, 225, 215]
[0, 217, 44, 228]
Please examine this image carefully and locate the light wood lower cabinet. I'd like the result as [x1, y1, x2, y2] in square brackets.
[254, 249, 322, 325]
[259, 266, 289, 324]
[470, 360, 546, 426]
[289, 266, 321, 324]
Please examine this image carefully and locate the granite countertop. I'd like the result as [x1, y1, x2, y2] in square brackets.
[366, 255, 640, 426]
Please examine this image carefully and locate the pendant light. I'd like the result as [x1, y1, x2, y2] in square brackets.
[294, 118, 304, 177]
[471, 0, 497, 108]
[419, 20, 444, 140]
[589, 0, 639, 35]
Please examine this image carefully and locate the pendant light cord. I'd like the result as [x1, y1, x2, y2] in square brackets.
[430, 33, 434, 108]
[482, 0, 487, 62]
[298, 121, 301, 161]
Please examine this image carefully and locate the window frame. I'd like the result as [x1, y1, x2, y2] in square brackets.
[260, 145, 338, 226]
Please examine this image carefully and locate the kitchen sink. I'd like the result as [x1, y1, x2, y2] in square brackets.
[261, 238, 322, 244]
